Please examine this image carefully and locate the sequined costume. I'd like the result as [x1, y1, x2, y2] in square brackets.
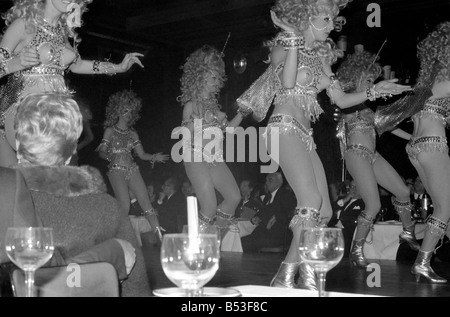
[181, 98, 227, 166]
[336, 107, 381, 164]
[265, 41, 325, 151]
[98, 126, 141, 180]
[0, 20, 76, 139]
[405, 96, 450, 161]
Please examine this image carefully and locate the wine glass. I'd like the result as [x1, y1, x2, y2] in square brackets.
[161, 233, 220, 297]
[182, 224, 221, 248]
[298, 227, 344, 297]
[5, 227, 54, 297]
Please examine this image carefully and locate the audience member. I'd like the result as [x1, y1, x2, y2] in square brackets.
[411, 175, 433, 219]
[181, 178, 194, 198]
[332, 180, 365, 258]
[156, 176, 187, 233]
[235, 178, 263, 219]
[14, 93, 151, 297]
[241, 172, 296, 253]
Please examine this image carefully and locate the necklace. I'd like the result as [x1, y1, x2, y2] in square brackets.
[40, 19, 62, 37]
[113, 125, 130, 134]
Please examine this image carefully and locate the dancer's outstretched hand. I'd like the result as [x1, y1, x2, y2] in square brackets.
[153, 152, 169, 163]
[374, 79, 412, 96]
[115, 52, 144, 73]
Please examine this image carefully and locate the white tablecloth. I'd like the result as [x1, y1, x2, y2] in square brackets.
[221, 220, 257, 252]
[232, 285, 386, 297]
[362, 221, 426, 260]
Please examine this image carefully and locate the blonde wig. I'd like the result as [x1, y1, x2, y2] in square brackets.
[177, 45, 226, 108]
[16, 93, 83, 166]
[336, 49, 382, 92]
[103, 90, 142, 128]
[2, 0, 93, 45]
[416, 21, 450, 87]
[267, 0, 351, 64]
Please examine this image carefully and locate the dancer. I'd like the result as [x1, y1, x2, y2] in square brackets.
[178, 45, 250, 234]
[376, 21, 450, 283]
[0, 0, 144, 167]
[335, 47, 419, 268]
[97, 90, 168, 241]
[237, 0, 410, 289]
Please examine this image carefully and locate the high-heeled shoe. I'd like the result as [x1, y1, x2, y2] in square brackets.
[411, 250, 447, 283]
[350, 239, 369, 268]
[270, 262, 299, 288]
[295, 261, 317, 291]
[399, 224, 420, 251]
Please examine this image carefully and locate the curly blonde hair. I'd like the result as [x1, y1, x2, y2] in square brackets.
[416, 21, 450, 87]
[268, 0, 351, 64]
[336, 49, 382, 92]
[2, 0, 92, 45]
[177, 45, 226, 107]
[103, 90, 142, 128]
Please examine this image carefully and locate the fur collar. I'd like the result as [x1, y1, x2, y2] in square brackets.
[18, 165, 107, 197]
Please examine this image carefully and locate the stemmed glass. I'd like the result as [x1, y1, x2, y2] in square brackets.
[298, 227, 344, 297]
[5, 227, 55, 297]
[161, 233, 220, 297]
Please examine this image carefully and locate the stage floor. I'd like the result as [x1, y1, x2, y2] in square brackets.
[142, 240, 450, 297]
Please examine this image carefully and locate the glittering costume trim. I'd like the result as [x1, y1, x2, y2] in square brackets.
[265, 114, 316, 152]
[426, 215, 448, 252]
[182, 142, 224, 166]
[346, 144, 380, 164]
[412, 97, 450, 126]
[289, 206, 321, 230]
[406, 136, 449, 161]
[107, 163, 139, 181]
[391, 197, 412, 214]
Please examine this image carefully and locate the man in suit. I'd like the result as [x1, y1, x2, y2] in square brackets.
[333, 180, 365, 258]
[410, 175, 433, 219]
[241, 172, 296, 253]
[157, 177, 188, 233]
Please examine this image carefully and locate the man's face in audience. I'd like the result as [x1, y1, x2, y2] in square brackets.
[265, 173, 281, 193]
[239, 180, 252, 198]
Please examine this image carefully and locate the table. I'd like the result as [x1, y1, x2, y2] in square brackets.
[362, 221, 426, 260]
[231, 285, 386, 297]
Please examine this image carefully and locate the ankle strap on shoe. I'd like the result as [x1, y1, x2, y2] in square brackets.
[357, 211, 375, 227]
[426, 216, 448, 238]
[216, 208, 234, 221]
[289, 206, 320, 230]
[391, 197, 412, 214]
[199, 212, 216, 226]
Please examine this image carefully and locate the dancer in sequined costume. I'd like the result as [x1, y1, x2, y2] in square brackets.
[177, 45, 250, 235]
[376, 21, 450, 284]
[0, 0, 144, 167]
[253, 0, 411, 290]
[335, 48, 419, 269]
[97, 90, 168, 241]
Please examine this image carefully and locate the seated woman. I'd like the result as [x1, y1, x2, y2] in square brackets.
[14, 93, 151, 297]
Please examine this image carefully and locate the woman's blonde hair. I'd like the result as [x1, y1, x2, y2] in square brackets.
[16, 93, 83, 166]
[2, 0, 93, 45]
[103, 90, 142, 128]
[267, 0, 351, 64]
[416, 21, 450, 87]
[336, 49, 382, 92]
[177, 45, 226, 107]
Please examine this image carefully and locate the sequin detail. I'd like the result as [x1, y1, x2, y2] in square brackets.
[346, 144, 380, 164]
[274, 49, 324, 122]
[406, 135, 449, 161]
[265, 114, 316, 152]
[412, 96, 450, 126]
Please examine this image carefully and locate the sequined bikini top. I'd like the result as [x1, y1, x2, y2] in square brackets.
[22, 21, 78, 76]
[345, 108, 376, 131]
[181, 98, 228, 135]
[412, 96, 450, 126]
[109, 126, 140, 155]
[274, 48, 324, 122]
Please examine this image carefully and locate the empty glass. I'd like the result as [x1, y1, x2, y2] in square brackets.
[298, 227, 344, 297]
[161, 233, 220, 297]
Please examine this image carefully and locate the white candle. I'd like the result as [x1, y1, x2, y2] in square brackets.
[187, 196, 199, 237]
